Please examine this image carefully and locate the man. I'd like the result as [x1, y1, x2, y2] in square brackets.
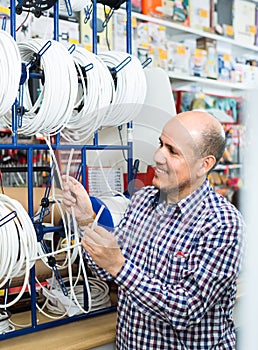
[62, 111, 244, 349]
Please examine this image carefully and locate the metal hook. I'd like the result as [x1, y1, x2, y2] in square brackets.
[26, 40, 52, 69]
[1, 16, 7, 31]
[84, 63, 94, 72]
[68, 44, 76, 54]
[84, 4, 93, 24]
[102, 7, 114, 28]
[64, 0, 72, 17]
[0, 210, 17, 228]
[113, 55, 132, 74]
[75, 163, 82, 181]
[141, 57, 152, 69]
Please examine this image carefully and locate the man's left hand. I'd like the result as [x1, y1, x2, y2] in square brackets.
[81, 225, 126, 277]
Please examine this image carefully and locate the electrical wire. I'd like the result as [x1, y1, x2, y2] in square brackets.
[61, 46, 115, 143]
[0, 30, 21, 118]
[99, 50, 147, 126]
[3, 39, 78, 136]
[0, 194, 37, 309]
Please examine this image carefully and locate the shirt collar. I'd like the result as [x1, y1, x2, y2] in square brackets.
[177, 178, 211, 215]
[150, 178, 211, 215]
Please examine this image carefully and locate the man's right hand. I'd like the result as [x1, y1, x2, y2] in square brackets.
[61, 175, 95, 226]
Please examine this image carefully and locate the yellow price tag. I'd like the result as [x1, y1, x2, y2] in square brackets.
[132, 17, 137, 28]
[195, 49, 204, 58]
[249, 25, 257, 34]
[199, 8, 208, 18]
[177, 45, 186, 55]
[158, 48, 168, 59]
[225, 25, 234, 36]
[223, 54, 230, 62]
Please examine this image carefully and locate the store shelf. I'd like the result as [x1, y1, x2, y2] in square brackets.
[128, 10, 258, 53]
[168, 72, 253, 91]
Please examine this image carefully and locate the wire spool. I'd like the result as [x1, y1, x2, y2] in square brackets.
[99, 51, 147, 127]
[0, 30, 21, 118]
[0, 194, 37, 308]
[91, 194, 129, 228]
[0, 310, 15, 334]
[4, 39, 78, 136]
[61, 47, 115, 143]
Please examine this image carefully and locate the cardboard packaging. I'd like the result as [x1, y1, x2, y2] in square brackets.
[196, 37, 218, 79]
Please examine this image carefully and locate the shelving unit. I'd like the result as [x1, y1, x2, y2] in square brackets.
[0, 0, 135, 341]
[115, 8, 258, 93]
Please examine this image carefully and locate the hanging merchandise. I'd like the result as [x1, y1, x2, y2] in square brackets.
[99, 50, 147, 126]
[0, 194, 37, 308]
[61, 46, 115, 143]
[3, 39, 78, 136]
[0, 30, 21, 118]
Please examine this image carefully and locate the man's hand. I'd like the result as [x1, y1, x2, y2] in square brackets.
[62, 175, 95, 224]
[82, 225, 126, 277]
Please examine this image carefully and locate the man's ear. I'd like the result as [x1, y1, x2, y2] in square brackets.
[197, 155, 216, 177]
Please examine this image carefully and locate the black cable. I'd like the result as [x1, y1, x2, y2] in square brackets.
[118, 125, 128, 162]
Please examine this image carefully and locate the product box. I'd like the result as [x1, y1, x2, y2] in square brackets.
[233, 0, 256, 46]
[190, 48, 207, 77]
[214, 0, 234, 37]
[189, 0, 210, 31]
[196, 37, 218, 79]
[167, 41, 190, 74]
[142, 0, 189, 25]
[218, 53, 234, 81]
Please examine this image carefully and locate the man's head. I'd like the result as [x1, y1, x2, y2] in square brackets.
[152, 110, 226, 204]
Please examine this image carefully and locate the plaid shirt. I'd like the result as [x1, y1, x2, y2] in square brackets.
[87, 179, 245, 350]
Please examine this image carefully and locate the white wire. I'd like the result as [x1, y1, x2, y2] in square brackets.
[0, 195, 37, 309]
[3, 39, 78, 136]
[61, 46, 114, 143]
[0, 30, 21, 118]
[99, 51, 147, 127]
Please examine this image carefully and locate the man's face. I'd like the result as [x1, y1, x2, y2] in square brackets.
[152, 118, 203, 203]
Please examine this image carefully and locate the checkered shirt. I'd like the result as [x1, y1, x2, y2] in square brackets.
[86, 179, 245, 350]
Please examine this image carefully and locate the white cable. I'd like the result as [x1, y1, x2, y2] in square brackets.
[0, 194, 37, 309]
[0, 311, 15, 334]
[0, 30, 21, 118]
[99, 51, 147, 127]
[61, 46, 114, 143]
[3, 39, 78, 136]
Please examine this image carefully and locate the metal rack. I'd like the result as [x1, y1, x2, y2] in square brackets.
[0, 0, 133, 339]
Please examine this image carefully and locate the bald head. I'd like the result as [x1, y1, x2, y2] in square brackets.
[163, 111, 226, 166]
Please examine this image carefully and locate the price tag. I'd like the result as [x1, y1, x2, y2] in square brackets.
[248, 25, 257, 34]
[223, 54, 230, 62]
[199, 8, 208, 18]
[177, 45, 186, 55]
[224, 25, 234, 37]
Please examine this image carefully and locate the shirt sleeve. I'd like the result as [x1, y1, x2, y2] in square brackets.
[114, 212, 245, 330]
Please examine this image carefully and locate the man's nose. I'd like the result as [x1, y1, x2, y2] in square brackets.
[153, 147, 166, 164]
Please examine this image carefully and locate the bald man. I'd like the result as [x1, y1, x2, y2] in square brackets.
[62, 111, 245, 350]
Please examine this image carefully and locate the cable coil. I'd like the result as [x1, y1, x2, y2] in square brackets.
[99, 50, 147, 126]
[0, 194, 37, 308]
[4, 39, 78, 136]
[0, 30, 21, 118]
[61, 46, 114, 143]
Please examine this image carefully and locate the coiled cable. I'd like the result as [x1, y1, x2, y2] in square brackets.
[99, 50, 147, 126]
[0, 194, 37, 308]
[4, 39, 78, 136]
[0, 30, 21, 118]
[61, 46, 114, 143]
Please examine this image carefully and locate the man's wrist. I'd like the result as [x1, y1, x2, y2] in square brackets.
[78, 213, 96, 228]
